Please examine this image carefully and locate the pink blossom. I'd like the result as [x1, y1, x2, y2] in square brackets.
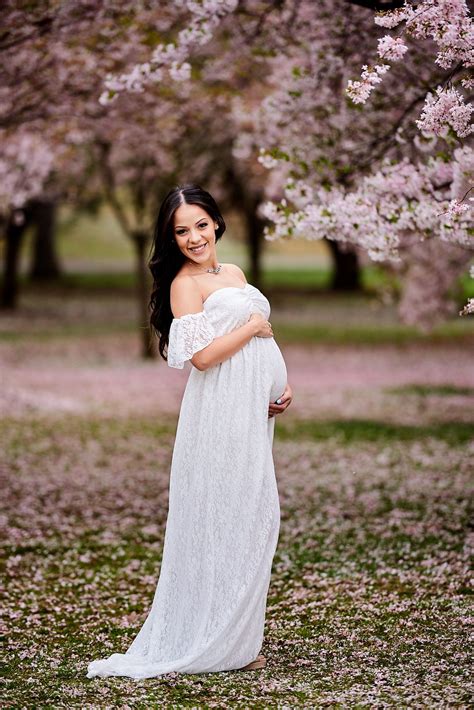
[258, 152, 280, 170]
[374, 9, 408, 29]
[377, 36, 408, 61]
[99, 0, 238, 104]
[0, 130, 55, 211]
[348, 0, 473, 133]
[416, 87, 473, 139]
[169, 61, 192, 82]
[459, 298, 474, 315]
[347, 64, 390, 104]
[446, 199, 469, 218]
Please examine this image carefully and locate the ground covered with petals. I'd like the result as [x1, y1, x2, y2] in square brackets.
[1, 291, 473, 707]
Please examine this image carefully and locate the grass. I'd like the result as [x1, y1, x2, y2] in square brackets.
[0, 321, 139, 342]
[23, 270, 143, 291]
[3, 277, 473, 346]
[2, 318, 473, 345]
[2, 415, 471, 457]
[16, 263, 474, 302]
[275, 418, 474, 446]
[272, 319, 474, 345]
[387, 384, 474, 397]
[2, 413, 472, 707]
[1, 265, 473, 706]
[262, 264, 402, 294]
[262, 266, 332, 290]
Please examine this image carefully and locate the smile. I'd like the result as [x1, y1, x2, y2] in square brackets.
[189, 243, 207, 254]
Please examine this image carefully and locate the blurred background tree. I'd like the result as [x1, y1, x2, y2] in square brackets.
[0, 0, 472, 356]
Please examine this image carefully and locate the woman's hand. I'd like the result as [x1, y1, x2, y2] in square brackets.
[248, 312, 273, 338]
[268, 382, 293, 418]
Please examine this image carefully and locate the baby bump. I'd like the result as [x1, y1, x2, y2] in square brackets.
[264, 338, 288, 402]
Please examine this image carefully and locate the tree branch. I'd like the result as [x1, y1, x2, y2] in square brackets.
[344, 0, 406, 11]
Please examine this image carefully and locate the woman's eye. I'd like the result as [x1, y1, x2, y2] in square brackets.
[176, 229, 186, 235]
[199, 222, 208, 228]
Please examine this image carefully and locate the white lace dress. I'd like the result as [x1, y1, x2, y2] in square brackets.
[86, 283, 288, 680]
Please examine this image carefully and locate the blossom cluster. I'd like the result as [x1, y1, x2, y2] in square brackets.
[347, 0, 473, 141]
[372, 0, 474, 69]
[416, 86, 473, 138]
[99, 0, 238, 105]
[459, 298, 474, 315]
[346, 64, 390, 105]
[261, 153, 473, 253]
[0, 130, 55, 213]
[377, 36, 408, 61]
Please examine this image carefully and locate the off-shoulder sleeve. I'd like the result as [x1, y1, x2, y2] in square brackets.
[167, 311, 216, 369]
[246, 284, 271, 319]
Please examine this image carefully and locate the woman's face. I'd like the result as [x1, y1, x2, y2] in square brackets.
[173, 202, 218, 263]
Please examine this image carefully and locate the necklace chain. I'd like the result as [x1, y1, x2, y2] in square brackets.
[186, 260, 222, 275]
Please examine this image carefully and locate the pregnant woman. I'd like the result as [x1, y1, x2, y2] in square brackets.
[86, 184, 292, 680]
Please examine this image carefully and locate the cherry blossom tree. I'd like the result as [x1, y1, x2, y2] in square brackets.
[252, 0, 474, 326]
[98, 0, 473, 327]
[2, 1, 472, 331]
[0, 2, 262, 357]
[343, 0, 474, 319]
[0, 5, 202, 337]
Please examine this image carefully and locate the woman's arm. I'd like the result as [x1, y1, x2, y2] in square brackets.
[192, 320, 259, 371]
[170, 275, 267, 371]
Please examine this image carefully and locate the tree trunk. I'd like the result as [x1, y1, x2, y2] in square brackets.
[224, 165, 265, 289]
[1, 208, 31, 309]
[326, 239, 361, 291]
[29, 199, 61, 281]
[244, 203, 265, 289]
[132, 230, 156, 359]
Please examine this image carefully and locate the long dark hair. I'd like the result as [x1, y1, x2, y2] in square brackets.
[148, 183, 226, 361]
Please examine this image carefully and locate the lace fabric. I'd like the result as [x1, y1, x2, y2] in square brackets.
[167, 311, 216, 369]
[86, 283, 287, 680]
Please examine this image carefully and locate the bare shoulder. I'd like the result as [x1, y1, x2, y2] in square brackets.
[223, 263, 247, 284]
[170, 274, 203, 318]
